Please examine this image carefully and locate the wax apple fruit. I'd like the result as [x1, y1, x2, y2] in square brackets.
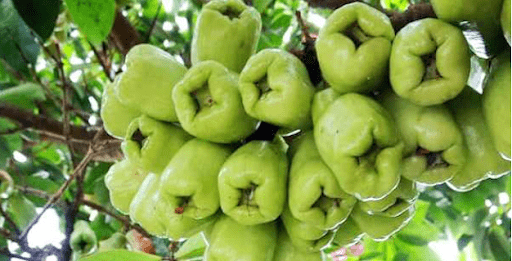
[482, 51, 511, 159]
[390, 18, 470, 106]
[100, 82, 141, 138]
[315, 2, 395, 93]
[205, 215, 277, 261]
[314, 93, 403, 201]
[358, 178, 418, 217]
[331, 217, 364, 247]
[288, 131, 356, 230]
[122, 115, 192, 174]
[218, 138, 288, 225]
[447, 88, 510, 191]
[172, 61, 259, 143]
[70, 220, 97, 255]
[114, 44, 187, 122]
[311, 88, 340, 125]
[273, 227, 323, 261]
[191, 0, 261, 73]
[238, 49, 315, 129]
[502, 0, 511, 45]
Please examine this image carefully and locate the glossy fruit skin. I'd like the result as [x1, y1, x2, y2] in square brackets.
[172, 61, 259, 143]
[122, 115, 192, 174]
[314, 93, 403, 201]
[311, 88, 340, 125]
[447, 88, 510, 191]
[315, 2, 395, 94]
[98, 232, 127, 251]
[114, 44, 187, 122]
[380, 91, 466, 185]
[205, 215, 277, 261]
[238, 49, 315, 130]
[502, 0, 511, 45]
[280, 207, 334, 253]
[100, 82, 141, 138]
[218, 139, 288, 225]
[159, 139, 232, 220]
[482, 51, 511, 159]
[358, 178, 418, 217]
[288, 131, 356, 230]
[350, 203, 414, 241]
[390, 18, 470, 106]
[430, 0, 506, 54]
[331, 217, 364, 247]
[104, 158, 148, 214]
[70, 220, 98, 255]
[273, 227, 323, 261]
[191, 0, 261, 73]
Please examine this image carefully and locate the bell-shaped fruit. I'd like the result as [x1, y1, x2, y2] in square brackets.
[447, 88, 510, 191]
[482, 51, 511, 159]
[114, 44, 187, 121]
[205, 215, 277, 261]
[100, 82, 141, 138]
[390, 18, 470, 106]
[70, 220, 97, 255]
[191, 0, 261, 73]
[238, 49, 315, 130]
[314, 93, 403, 201]
[380, 91, 466, 185]
[503, 0, 511, 45]
[273, 226, 323, 261]
[218, 138, 288, 225]
[358, 178, 418, 217]
[311, 88, 340, 125]
[331, 217, 364, 247]
[104, 158, 149, 214]
[159, 139, 232, 220]
[280, 207, 334, 253]
[315, 2, 395, 94]
[288, 131, 356, 230]
[172, 61, 259, 143]
[350, 203, 414, 241]
[122, 115, 192, 174]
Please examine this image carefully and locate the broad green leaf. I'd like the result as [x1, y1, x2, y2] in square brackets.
[78, 249, 162, 261]
[254, 0, 273, 13]
[90, 214, 116, 241]
[64, 0, 116, 44]
[0, 83, 46, 110]
[13, 0, 61, 41]
[0, 134, 22, 168]
[175, 232, 207, 259]
[0, 0, 40, 75]
[4, 192, 37, 230]
[398, 201, 442, 244]
[487, 226, 511, 261]
[394, 239, 442, 261]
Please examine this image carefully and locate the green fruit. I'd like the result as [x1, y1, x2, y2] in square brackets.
[314, 93, 403, 201]
[390, 18, 470, 106]
[159, 139, 232, 220]
[273, 227, 323, 261]
[238, 49, 316, 130]
[350, 203, 414, 241]
[122, 115, 192, 174]
[280, 207, 334, 253]
[218, 138, 288, 225]
[288, 131, 356, 230]
[191, 0, 261, 73]
[70, 220, 98, 255]
[430, 0, 506, 55]
[172, 61, 259, 143]
[100, 82, 141, 138]
[205, 215, 277, 261]
[129, 174, 167, 237]
[483, 51, 511, 159]
[502, 0, 511, 45]
[104, 159, 148, 214]
[380, 91, 466, 185]
[98, 232, 127, 251]
[447, 88, 510, 191]
[311, 88, 340, 125]
[114, 44, 187, 122]
[315, 2, 395, 94]
[358, 178, 418, 217]
[331, 217, 364, 247]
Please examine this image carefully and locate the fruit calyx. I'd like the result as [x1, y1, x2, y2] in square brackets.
[343, 22, 372, 48]
[421, 52, 441, 81]
[415, 147, 448, 169]
[238, 183, 259, 208]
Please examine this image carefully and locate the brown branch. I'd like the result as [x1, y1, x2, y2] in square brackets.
[306, 0, 358, 9]
[387, 3, 436, 32]
[81, 199, 151, 238]
[90, 43, 113, 82]
[16, 186, 67, 209]
[145, 2, 162, 43]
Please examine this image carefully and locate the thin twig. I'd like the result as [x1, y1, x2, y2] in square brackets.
[0, 127, 25, 136]
[145, 2, 162, 42]
[89, 42, 113, 82]
[15, 186, 67, 209]
[0, 247, 30, 261]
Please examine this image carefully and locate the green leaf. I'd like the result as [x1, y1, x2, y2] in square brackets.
[254, 0, 273, 13]
[394, 239, 442, 261]
[0, 83, 46, 110]
[78, 249, 162, 261]
[175, 232, 207, 259]
[64, 0, 116, 44]
[487, 226, 511, 261]
[0, 0, 40, 75]
[0, 134, 22, 168]
[13, 0, 61, 41]
[4, 192, 37, 230]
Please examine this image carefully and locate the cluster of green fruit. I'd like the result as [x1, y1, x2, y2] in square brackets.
[100, 0, 511, 259]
